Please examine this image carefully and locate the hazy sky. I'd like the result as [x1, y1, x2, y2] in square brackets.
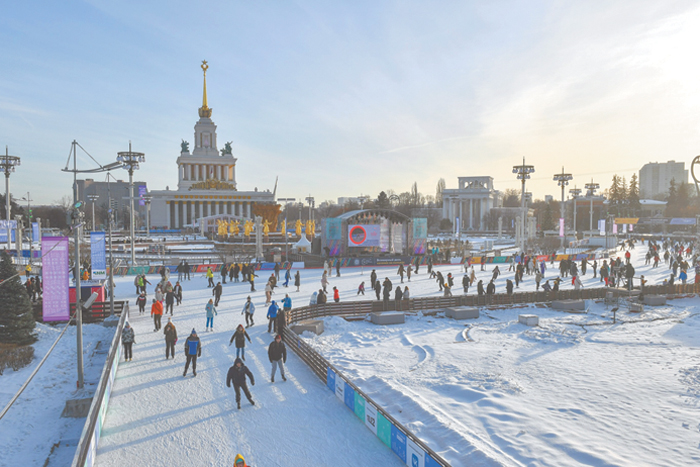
[1, 0, 699, 206]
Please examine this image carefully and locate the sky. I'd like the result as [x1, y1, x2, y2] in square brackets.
[1, 0, 699, 206]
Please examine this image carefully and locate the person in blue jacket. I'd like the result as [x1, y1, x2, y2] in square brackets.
[183, 329, 201, 377]
[284, 267, 292, 287]
[205, 299, 217, 331]
[267, 300, 279, 333]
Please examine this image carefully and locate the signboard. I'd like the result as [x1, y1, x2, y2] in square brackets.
[598, 219, 605, 236]
[0, 220, 16, 243]
[138, 185, 147, 206]
[406, 438, 426, 467]
[559, 218, 564, 237]
[354, 392, 365, 421]
[669, 218, 697, 225]
[391, 424, 408, 463]
[327, 367, 336, 392]
[335, 375, 345, 402]
[344, 382, 355, 411]
[455, 216, 460, 237]
[612, 223, 618, 234]
[325, 218, 342, 240]
[348, 225, 381, 247]
[412, 218, 427, 239]
[91, 232, 107, 279]
[364, 400, 378, 436]
[32, 222, 40, 242]
[377, 412, 392, 447]
[614, 217, 638, 224]
[42, 237, 70, 322]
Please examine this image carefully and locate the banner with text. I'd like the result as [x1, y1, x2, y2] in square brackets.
[42, 237, 70, 322]
[91, 232, 107, 279]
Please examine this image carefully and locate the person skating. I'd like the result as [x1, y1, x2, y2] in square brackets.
[395, 285, 403, 311]
[357, 281, 365, 295]
[284, 267, 291, 287]
[267, 300, 279, 333]
[397, 264, 405, 283]
[234, 454, 252, 467]
[226, 357, 255, 409]
[321, 271, 329, 293]
[122, 322, 135, 361]
[213, 281, 223, 306]
[229, 324, 251, 360]
[274, 262, 281, 281]
[333, 286, 340, 303]
[486, 280, 495, 295]
[249, 271, 258, 292]
[477, 280, 485, 295]
[506, 279, 514, 294]
[268, 334, 287, 382]
[242, 296, 256, 327]
[174, 281, 183, 305]
[136, 292, 147, 314]
[184, 260, 191, 280]
[317, 289, 327, 304]
[183, 329, 201, 377]
[164, 317, 177, 360]
[280, 294, 291, 329]
[165, 288, 175, 315]
[205, 299, 217, 331]
[374, 280, 381, 300]
[221, 263, 228, 284]
[294, 270, 301, 292]
[370, 269, 377, 291]
[335, 259, 341, 277]
[206, 267, 215, 288]
[151, 298, 164, 331]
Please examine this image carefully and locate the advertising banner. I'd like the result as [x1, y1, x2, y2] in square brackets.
[406, 438, 426, 467]
[455, 216, 460, 237]
[364, 400, 378, 436]
[354, 392, 365, 421]
[32, 222, 40, 242]
[380, 218, 390, 252]
[598, 219, 605, 236]
[412, 218, 427, 239]
[391, 425, 408, 463]
[612, 223, 618, 234]
[344, 382, 355, 411]
[669, 218, 697, 225]
[348, 224, 381, 247]
[138, 185, 147, 206]
[42, 237, 70, 322]
[91, 232, 107, 279]
[335, 375, 345, 402]
[559, 218, 564, 237]
[326, 218, 343, 240]
[326, 367, 336, 392]
[0, 220, 16, 243]
[391, 223, 404, 254]
[377, 412, 392, 447]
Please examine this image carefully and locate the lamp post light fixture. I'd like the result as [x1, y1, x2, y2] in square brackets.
[117, 142, 145, 266]
[513, 158, 535, 251]
[142, 195, 152, 237]
[553, 167, 573, 250]
[277, 197, 296, 260]
[87, 194, 99, 231]
[0, 147, 20, 252]
[305, 195, 315, 223]
[569, 186, 582, 244]
[585, 179, 600, 235]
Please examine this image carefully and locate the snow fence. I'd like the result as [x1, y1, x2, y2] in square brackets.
[70, 302, 129, 467]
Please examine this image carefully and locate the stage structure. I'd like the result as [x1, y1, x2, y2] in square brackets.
[149, 61, 274, 229]
[322, 209, 427, 257]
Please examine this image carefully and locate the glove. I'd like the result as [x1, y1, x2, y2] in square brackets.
[251, 381, 255, 386]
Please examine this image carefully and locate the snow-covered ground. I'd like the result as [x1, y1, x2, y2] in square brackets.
[0, 322, 115, 467]
[2, 242, 676, 466]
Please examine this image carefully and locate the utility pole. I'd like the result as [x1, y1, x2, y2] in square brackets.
[143, 195, 152, 237]
[513, 158, 535, 251]
[87, 194, 99, 231]
[553, 167, 573, 250]
[569, 186, 581, 248]
[585, 179, 600, 236]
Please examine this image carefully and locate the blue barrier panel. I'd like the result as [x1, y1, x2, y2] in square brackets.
[406, 438, 426, 467]
[391, 424, 407, 463]
[344, 382, 355, 411]
[326, 367, 335, 392]
[424, 453, 442, 467]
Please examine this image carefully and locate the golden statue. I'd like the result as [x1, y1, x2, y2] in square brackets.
[295, 219, 303, 237]
[263, 219, 271, 236]
[229, 220, 240, 236]
[310, 220, 316, 237]
[279, 219, 286, 234]
[244, 219, 253, 237]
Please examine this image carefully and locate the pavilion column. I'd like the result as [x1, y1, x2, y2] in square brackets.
[189, 201, 194, 225]
[174, 202, 179, 229]
[246, 202, 251, 218]
[166, 202, 171, 229]
[198, 200, 203, 220]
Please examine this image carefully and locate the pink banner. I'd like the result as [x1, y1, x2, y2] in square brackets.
[42, 237, 70, 322]
[612, 224, 618, 234]
[559, 218, 565, 237]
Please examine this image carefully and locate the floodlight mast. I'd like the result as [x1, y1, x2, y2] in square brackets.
[553, 167, 573, 250]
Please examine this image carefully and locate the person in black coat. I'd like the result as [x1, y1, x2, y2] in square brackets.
[370, 269, 377, 291]
[486, 280, 496, 295]
[229, 324, 251, 360]
[268, 334, 287, 383]
[174, 281, 183, 305]
[462, 274, 469, 294]
[226, 357, 255, 409]
[221, 264, 228, 284]
[213, 282, 223, 306]
[506, 279, 514, 295]
[184, 260, 191, 280]
[374, 280, 381, 300]
[477, 280, 485, 295]
[165, 290, 175, 315]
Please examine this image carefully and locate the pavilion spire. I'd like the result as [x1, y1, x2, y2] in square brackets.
[198, 60, 212, 118]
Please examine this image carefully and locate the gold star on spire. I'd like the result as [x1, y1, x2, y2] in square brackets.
[199, 60, 212, 118]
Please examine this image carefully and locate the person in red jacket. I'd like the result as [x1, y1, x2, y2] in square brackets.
[333, 286, 340, 303]
[151, 299, 164, 332]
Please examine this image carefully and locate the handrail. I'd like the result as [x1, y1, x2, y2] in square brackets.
[71, 302, 129, 467]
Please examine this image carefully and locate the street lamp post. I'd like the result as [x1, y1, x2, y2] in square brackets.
[117, 142, 145, 266]
[553, 167, 573, 250]
[569, 186, 581, 247]
[87, 194, 99, 231]
[513, 158, 535, 251]
[278, 197, 296, 261]
[0, 147, 20, 252]
[585, 179, 600, 236]
[19, 193, 33, 264]
[142, 195, 152, 237]
[305, 195, 315, 223]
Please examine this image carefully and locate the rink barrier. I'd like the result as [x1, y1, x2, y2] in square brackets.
[71, 302, 130, 467]
[282, 323, 449, 467]
[282, 281, 699, 466]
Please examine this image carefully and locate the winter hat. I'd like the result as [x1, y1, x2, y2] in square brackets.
[275, 334, 282, 341]
[191, 328, 196, 334]
[167, 317, 172, 322]
[234, 454, 245, 466]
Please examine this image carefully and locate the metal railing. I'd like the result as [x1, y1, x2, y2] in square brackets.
[71, 302, 129, 467]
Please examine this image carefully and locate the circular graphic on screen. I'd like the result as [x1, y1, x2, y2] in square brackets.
[349, 225, 367, 245]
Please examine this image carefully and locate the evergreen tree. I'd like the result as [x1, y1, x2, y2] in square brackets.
[609, 175, 622, 215]
[0, 251, 36, 345]
[666, 178, 677, 216]
[376, 191, 390, 209]
[628, 173, 640, 213]
[542, 202, 554, 231]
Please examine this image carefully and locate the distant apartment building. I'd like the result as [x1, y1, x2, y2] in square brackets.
[639, 161, 688, 199]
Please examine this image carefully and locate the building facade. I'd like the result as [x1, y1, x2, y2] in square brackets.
[77, 178, 147, 228]
[442, 176, 500, 231]
[639, 161, 688, 199]
[149, 62, 274, 229]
